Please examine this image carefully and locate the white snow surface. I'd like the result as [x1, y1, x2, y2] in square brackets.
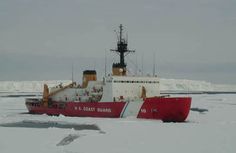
[0, 79, 236, 93]
[0, 94, 236, 153]
[160, 78, 236, 92]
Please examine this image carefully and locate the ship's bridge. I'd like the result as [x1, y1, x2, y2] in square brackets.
[101, 75, 160, 102]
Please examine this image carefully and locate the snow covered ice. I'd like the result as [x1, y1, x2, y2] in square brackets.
[1, 81, 236, 153]
[1, 79, 236, 94]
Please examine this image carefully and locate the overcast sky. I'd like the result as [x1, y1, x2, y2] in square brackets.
[0, 0, 236, 84]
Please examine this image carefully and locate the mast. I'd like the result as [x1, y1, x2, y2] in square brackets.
[110, 24, 135, 76]
[71, 63, 74, 82]
[153, 52, 156, 76]
[105, 50, 107, 76]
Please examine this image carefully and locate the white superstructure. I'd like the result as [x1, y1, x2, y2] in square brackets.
[48, 75, 160, 103]
[101, 75, 160, 101]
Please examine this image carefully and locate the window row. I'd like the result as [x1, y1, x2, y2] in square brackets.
[113, 80, 159, 84]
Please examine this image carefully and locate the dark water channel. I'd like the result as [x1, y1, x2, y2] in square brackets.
[0, 120, 100, 131]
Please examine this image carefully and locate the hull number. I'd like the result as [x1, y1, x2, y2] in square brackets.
[140, 109, 146, 113]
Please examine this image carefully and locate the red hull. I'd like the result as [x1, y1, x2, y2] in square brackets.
[26, 97, 191, 122]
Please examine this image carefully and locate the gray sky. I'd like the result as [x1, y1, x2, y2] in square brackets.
[0, 0, 236, 84]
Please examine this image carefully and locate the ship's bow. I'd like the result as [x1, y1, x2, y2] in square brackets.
[138, 97, 191, 122]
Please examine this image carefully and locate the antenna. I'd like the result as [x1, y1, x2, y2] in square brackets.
[141, 54, 144, 76]
[105, 50, 107, 76]
[135, 53, 138, 75]
[71, 62, 74, 82]
[153, 52, 156, 76]
[119, 24, 123, 42]
[114, 30, 119, 41]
